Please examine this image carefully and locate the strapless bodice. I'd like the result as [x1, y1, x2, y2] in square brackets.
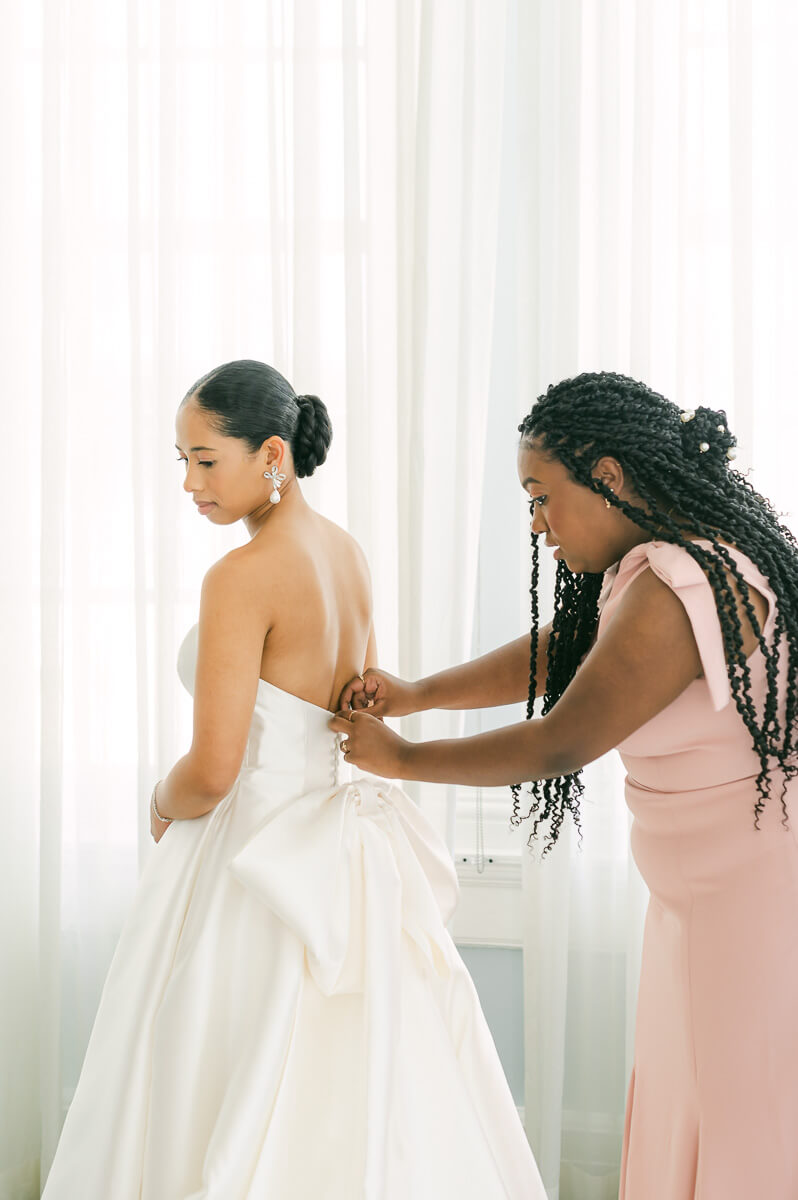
[177, 623, 343, 794]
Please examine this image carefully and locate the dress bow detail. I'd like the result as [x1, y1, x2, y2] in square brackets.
[228, 776, 459, 995]
[227, 776, 459, 1195]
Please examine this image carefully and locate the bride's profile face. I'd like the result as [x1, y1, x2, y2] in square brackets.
[175, 397, 283, 525]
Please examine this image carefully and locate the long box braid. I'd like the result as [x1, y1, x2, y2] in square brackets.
[514, 371, 798, 855]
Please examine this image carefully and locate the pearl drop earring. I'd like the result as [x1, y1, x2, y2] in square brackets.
[264, 465, 286, 504]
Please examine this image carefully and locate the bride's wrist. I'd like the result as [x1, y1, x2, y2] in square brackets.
[151, 780, 173, 824]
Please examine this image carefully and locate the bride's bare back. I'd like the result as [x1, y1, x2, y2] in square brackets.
[233, 507, 375, 713]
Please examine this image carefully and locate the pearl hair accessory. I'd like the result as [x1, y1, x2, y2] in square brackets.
[264, 465, 287, 504]
[680, 409, 737, 462]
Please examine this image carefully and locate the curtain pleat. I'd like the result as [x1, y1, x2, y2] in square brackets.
[39, 0, 68, 1175]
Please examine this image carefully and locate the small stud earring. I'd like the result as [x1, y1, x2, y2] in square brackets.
[264, 465, 286, 504]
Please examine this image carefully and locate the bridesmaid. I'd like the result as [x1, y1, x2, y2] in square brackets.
[331, 371, 798, 1200]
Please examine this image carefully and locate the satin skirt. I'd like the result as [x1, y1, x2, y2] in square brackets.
[42, 771, 544, 1199]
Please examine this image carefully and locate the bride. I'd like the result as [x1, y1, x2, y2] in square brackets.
[41, 359, 545, 1199]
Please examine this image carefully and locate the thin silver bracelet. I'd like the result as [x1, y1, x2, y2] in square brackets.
[151, 780, 172, 824]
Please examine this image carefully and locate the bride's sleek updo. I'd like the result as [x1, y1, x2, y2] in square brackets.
[183, 358, 332, 478]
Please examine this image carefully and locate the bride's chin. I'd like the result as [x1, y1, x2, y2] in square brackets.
[203, 506, 231, 524]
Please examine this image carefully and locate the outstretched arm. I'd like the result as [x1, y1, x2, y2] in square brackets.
[331, 568, 702, 784]
[417, 626, 552, 709]
[339, 625, 552, 715]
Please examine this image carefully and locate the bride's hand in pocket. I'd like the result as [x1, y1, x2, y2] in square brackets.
[337, 668, 423, 719]
[329, 711, 411, 778]
[150, 805, 172, 844]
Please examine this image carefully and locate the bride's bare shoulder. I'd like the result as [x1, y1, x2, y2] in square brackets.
[200, 541, 269, 604]
[207, 512, 371, 587]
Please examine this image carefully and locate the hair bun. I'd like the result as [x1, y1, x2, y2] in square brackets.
[293, 394, 333, 477]
[678, 404, 737, 472]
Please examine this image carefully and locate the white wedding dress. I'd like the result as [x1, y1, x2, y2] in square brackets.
[42, 624, 545, 1199]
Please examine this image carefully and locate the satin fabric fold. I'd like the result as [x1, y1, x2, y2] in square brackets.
[229, 775, 459, 991]
[229, 776, 460, 1196]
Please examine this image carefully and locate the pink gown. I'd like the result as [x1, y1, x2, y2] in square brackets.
[598, 539, 798, 1200]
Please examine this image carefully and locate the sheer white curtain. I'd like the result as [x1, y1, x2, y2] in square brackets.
[1, 2, 505, 1194]
[510, 3, 798, 1197]
[5, 2, 798, 1197]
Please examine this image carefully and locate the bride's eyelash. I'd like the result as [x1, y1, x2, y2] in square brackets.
[531, 495, 547, 507]
[176, 458, 214, 467]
